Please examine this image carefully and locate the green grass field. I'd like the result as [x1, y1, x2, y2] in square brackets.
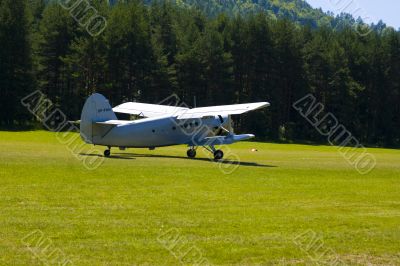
[0, 131, 399, 265]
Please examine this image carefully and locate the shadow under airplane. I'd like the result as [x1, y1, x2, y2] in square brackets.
[79, 152, 276, 168]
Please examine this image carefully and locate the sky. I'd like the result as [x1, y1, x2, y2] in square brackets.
[306, 0, 400, 29]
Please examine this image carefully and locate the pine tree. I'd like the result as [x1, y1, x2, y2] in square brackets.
[0, 0, 34, 126]
[104, 2, 153, 104]
[36, 3, 76, 116]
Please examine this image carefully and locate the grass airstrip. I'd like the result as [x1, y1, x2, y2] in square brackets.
[0, 131, 399, 265]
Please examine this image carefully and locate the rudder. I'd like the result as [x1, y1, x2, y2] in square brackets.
[80, 93, 117, 144]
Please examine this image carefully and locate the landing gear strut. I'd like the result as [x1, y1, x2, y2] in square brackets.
[187, 147, 197, 158]
[204, 145, 224, 161]
[104, 147, 111, 157]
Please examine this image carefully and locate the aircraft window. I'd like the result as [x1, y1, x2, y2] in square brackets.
[172, 126, 176, 130]
[152, 130, 155, 133]
[195, 122, 199, 126]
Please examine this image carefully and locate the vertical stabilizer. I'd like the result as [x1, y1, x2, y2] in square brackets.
[80, 93, 117, 144]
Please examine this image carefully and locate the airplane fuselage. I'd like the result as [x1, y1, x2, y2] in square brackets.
[91, 115, 223, 148]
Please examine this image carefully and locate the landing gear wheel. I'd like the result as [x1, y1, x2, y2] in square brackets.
[104, 149, 111, 157]
[213, 150, 224, 161]
[187, 149, 196, 158]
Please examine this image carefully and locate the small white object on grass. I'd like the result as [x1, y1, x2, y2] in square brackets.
[251, 148, 258, 152]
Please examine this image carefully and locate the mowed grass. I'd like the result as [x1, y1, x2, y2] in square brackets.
[0, 131, 399, 265]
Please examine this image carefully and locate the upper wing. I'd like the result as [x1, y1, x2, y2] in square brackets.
[177, 102, 270, 119]
[113, 102, 189, 118]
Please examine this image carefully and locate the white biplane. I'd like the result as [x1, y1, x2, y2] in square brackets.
[80, 93, 270, 160]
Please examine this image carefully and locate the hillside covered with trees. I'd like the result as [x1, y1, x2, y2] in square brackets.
[0, 0, 399, 147]
[139, 0, 330, 26]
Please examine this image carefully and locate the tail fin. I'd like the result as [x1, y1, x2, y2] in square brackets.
[80, 93, 117, 144]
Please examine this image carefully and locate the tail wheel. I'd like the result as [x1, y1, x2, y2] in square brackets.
[104, 149, 111, 157]
[187, 149, 196, 158]
[213, 150, 224, 161]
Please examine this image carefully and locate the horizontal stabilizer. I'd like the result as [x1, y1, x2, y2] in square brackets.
[95, 120, 132, 126]
[68, 120, 81, 125]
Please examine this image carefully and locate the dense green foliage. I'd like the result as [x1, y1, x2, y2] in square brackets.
[0, 0, 399, 147]
[0, 0, 34, 125]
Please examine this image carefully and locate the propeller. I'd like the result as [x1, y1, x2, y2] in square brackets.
[216, 115, 234, 136]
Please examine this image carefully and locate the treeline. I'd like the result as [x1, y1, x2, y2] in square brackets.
[0, 0, 399, 147]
